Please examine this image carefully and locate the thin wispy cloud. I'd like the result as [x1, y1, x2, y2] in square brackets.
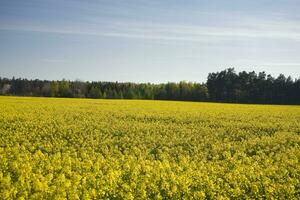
[1, 0, 300, 43]
[1, 18, 300, 43]
[231, 59, 300, 72]
[42, 58, 68, 63]
[0, 0, 299, 82]
[234, 60, 300, 67]
[261, 63, 300, 66]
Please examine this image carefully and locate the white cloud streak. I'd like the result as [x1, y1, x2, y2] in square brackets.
[1, 17, 300, 43]
[232, 59, 300, 67]
[42, 58, 68, 63]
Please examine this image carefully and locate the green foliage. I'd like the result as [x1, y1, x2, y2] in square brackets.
[50, 81, 59, 97]
[88, 86, 102, 99]
[1, 68, 300, 104]
[58, 79, 71, 97]
[0, 96, 299, 199]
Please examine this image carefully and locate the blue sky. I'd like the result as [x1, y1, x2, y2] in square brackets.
[0, 0, 300, 82]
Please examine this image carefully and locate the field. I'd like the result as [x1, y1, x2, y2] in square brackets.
[0, 96, 299, 199]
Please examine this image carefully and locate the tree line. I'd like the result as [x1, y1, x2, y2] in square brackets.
[0, 68, 299, 104]
[207, 68, 300, 104]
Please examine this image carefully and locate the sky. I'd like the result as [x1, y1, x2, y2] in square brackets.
[0, 0, 300, 83]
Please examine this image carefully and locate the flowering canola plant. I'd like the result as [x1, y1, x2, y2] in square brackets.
[0, 96, 299, 199]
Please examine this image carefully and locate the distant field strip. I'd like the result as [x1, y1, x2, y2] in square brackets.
[0, 97, 299, 199]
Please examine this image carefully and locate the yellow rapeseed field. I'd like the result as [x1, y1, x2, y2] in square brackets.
[0, 96, 299, 199]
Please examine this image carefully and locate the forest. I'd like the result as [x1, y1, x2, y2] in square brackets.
[1, 68, 299, 104]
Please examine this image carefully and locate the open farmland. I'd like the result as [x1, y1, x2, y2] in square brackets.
[0, 96, 299, 199]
